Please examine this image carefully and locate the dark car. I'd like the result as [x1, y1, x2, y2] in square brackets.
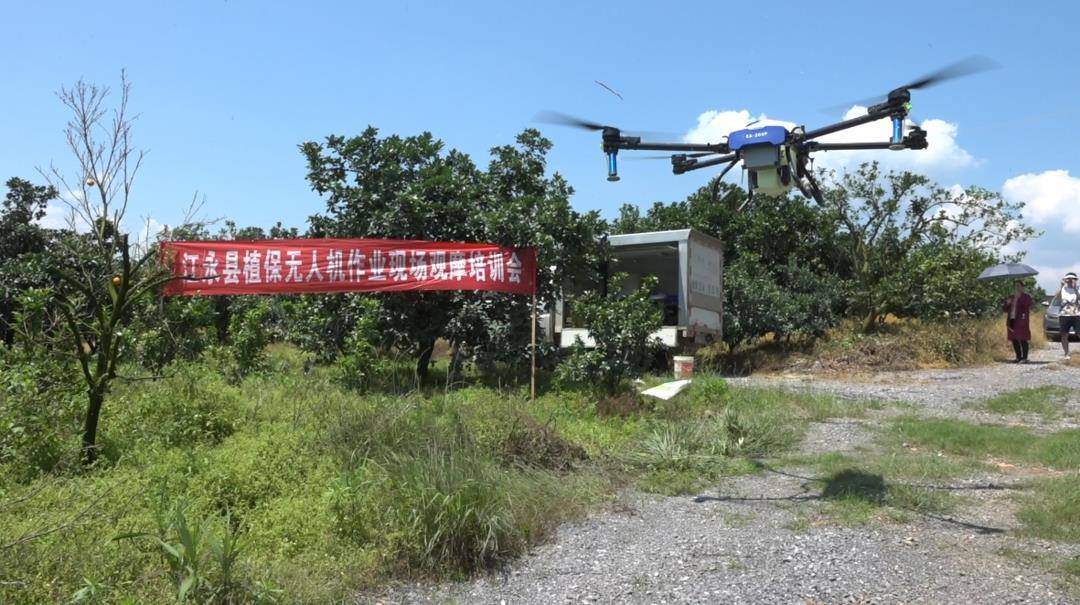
[1044, 294, 1080, 341]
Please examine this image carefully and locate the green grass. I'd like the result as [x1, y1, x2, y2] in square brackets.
[1065, 556, 1080, 579]
[885, 417, 1080, 552]
[3, 350, 865, 603]
[976, 386, 1071, 419]
[773, 451, 968, 528]
[1016, 475, 1080, 542]
[814, 468, 956, 526]
[622, 382, 867, 495]
[891, 417, 1080, 470]
[789, 450, 990, 482]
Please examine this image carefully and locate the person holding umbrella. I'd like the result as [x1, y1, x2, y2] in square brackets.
[978, 262, 1039, 363]
[1002, 279, 1034, 363]
[1057, 272, 1080, 360]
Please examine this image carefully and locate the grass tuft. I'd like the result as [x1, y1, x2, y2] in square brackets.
[892, 417, 1080, 470]
[1016, 475, 1080, 542]
[817, 468, 956, 526]
[978, 386, 1071, 419]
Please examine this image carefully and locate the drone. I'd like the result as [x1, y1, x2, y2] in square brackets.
[537, 57, 996, 205]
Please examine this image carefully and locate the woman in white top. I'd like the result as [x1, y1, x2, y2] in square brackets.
[1057, 272, 1080, 360]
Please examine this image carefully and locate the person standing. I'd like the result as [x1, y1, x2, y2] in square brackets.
[1058, 272, 1080, 360]
[1002, 279, 1033, 363]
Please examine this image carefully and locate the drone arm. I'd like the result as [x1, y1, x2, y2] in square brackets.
[805, 142, 896, 151]
[672, 153, 737, 175]
[803, 127, 928, 152]
[612, 138, 730, 154]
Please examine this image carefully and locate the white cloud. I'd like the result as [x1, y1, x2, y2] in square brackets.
[36, 189, 93, 232]
[811, 106, 976, 175]
[683, 110, 795, 144]
[1031, 264, 1077, 294]
[682, 105, 978, 181]
[1002, 170, 1080, 232]
[36, 200, 74, 230]
[136, 217, 166, 246]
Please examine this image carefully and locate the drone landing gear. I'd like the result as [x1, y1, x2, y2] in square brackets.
[707, 158, 740, 205]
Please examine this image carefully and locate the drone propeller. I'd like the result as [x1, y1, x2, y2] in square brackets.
[900, 55, 1000, 91]
[822, 55, 999, 113]
[533, 110, 610, 131]
[532, 110, 677, 139]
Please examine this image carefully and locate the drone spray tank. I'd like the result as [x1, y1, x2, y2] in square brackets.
[726, 125, 796, 198]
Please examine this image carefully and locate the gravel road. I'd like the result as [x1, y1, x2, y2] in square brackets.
[729, 344, 1080, 433]
[366, 346, 1080, 604]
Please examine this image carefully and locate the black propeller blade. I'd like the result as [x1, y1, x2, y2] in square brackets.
[901, 55, 1000, 91]
[534, 110, 611, 131]
[533, 110, 678, 139]
[822, 56, 999, 113]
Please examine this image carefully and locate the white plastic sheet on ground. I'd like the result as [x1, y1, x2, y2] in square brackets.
[640, 379, 692, 401]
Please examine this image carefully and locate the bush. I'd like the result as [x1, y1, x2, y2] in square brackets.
[228, 300, 271, 380]
[555, 274, 663, 395]
[335, 299, 387, 393]
[0, 346, 82, 481]
[126, 296, 217, 371]
[723, 255, 848, 347]
[192, 424, 327, 518]
[109, 363, 241, 451]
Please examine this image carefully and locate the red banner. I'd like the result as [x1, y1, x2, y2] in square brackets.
[160, 239, 536, 296]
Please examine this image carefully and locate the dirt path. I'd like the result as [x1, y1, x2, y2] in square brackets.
[368, 346, 1080, 604]
[729, 343, 1080, 433]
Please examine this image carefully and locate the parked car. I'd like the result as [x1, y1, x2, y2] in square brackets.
[1043, 295, 1080, 341]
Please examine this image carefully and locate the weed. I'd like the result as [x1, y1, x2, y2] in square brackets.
[793, 450, 990, 482]
[113, 500, 270, 604]
[783, 514, 812, 533]
[893, 417, 1030, 457]
[816, 468, 955, 526]
[1033, 429, 1080, 469]
[977, 386, 1071, 419]
[1016, 475, 1080, 542]
[326, 446, 577, 574]
[892, 417, 1080, 470]
[109, 362, 242, 452]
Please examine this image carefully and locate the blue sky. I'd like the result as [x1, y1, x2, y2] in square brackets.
[1, 1, 1076, 289]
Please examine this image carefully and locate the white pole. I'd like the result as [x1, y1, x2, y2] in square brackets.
[531, 292, 537, 401]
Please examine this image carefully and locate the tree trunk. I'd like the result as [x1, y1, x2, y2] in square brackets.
[81, 387, 104, 465]
[862, 310, 880, 334]
[415, 339, 436, 386]
[214, 296, 230, 344]
[447, 340, 462, 387]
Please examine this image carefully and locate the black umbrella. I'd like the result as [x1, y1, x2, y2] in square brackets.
[976, 262, 1039, 281]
